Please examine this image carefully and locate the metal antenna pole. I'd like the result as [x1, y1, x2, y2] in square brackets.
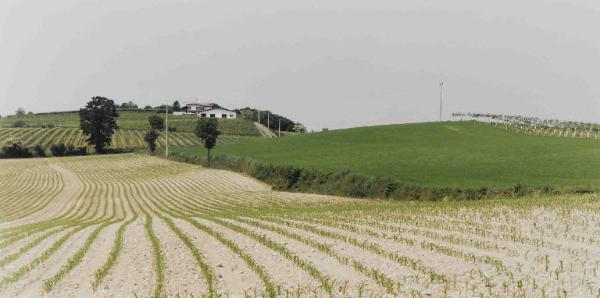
[439, 81, 444, 122]
[165, 104, 169, 157]
[267, 112, 270, 130]
[278, 119, 281, 138]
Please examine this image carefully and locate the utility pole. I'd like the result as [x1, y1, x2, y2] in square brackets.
[267, 111, 270, 130]
[257, 110, 260, 125]
[278, 119, 281, 138]
[165, 104, 169, 158]
[439, 81, 444, 122]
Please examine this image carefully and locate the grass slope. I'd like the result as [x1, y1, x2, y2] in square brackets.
[174, 121, 600, 189]
[0, 111, 261, 136]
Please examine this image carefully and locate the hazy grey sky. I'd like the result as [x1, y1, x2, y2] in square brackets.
[1, 0, 599, 129]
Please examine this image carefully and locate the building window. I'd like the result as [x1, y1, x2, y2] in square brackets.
[230, 114, 234, 117]
[210, 114, 216, 118]
[222, 114, 227, 118]
[201, 113, 206, 117]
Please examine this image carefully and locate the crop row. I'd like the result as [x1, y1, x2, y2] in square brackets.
[0, 127, 257, 149]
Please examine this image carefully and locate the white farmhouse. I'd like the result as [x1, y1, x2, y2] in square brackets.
[197, 108, 237, 119]
[174, 102, 237, 119]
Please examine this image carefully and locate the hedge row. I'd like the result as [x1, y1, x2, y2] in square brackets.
[168, 153, 576, 201]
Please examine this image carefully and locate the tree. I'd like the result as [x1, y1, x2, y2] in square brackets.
[144, 130, 160, 153]
[148, 115, 165, 130]
[173, 100, 181, 112]
[13, 120, 27, 128]
[195, 118, 220, 165]
[79, 96, 119, 153]
[144, 105, 153, 110]
[120, 101, 139, 110]
[15, 108, 25, 116]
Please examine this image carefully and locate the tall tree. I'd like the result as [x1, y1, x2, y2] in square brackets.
[195, 118, 220, 165]
[144, 130, 160, 153]
[15, 108, 25, 116]
[120, 101, 139, 110]
[144, 115, 163, 154]
[148, 114, 165, 130]
[172, 100, 181, 112]
[79, 96, 119, 153]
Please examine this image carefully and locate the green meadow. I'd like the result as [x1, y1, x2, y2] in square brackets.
[175, 121, 600, 189]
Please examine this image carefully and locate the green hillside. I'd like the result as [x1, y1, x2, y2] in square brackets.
[174, 121, 600, 189]
[0, 127, 256, 149]
[0, 111, 261, 136]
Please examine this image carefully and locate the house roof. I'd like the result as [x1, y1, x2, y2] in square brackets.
[197, 107, 236, 113]
[186, 102, 213, 106]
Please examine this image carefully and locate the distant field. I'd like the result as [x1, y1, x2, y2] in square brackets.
[2, 154, 600, 297]
[174, 121, 600, 189]
[0, 111, 261, 136]
[0, 127, 256, 149]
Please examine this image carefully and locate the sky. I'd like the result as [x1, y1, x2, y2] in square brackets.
[1, 0, 599, 130]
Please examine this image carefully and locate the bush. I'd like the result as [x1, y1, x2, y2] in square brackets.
[1, 139, 32, 158]
[33, 145, 46, 157]
[50, 143, 87, 156]
[50, 144, 67, 156]
[13, 120, 27, 128]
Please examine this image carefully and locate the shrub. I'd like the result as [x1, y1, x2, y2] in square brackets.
[13, 120, 27, 128]
[50, 144, 87, 156]
[50, 144, 67, 156]
[2, 139, 32, 158]
[33, 145, 47, 157]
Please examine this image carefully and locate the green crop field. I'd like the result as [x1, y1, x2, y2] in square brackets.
[174, 121, 600, 189]
[2, 154, 600, 297]
[0, 111, 261, 136]
[0, 127, 257, 149]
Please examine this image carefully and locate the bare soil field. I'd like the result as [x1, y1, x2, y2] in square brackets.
[1, 154, 600, 297]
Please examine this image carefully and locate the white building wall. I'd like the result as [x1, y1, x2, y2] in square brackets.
[197, 108, 237, 119]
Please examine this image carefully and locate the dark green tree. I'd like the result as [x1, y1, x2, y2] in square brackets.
[173, 100, 181, 111]
[79, 96, 119, 153]
[120, 101, 139, 110]
[148, 114, 165, 130]
[195, 118, 220, 165]
[144, 130, 160, 153]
